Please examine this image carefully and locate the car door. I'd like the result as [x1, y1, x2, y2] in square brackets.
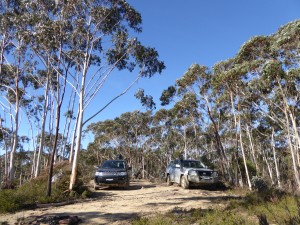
[173, 160, 182, 184]
[168, 161, 175, 182]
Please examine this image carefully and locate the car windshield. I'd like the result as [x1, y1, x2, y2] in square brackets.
[182, 160, 205, 168]
[101, 160, 125, 169]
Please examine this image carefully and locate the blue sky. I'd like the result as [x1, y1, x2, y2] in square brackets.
[90, 0, 300, 123]
[82, 0, 300, 144]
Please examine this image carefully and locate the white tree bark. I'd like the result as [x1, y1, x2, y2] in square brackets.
[239, 117, 252, 191]
[34, 74, 49, 177]
[246, 125, 258, 173]
[271, 128, 281, 188]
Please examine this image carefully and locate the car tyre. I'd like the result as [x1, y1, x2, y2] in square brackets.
[93, 181, 99, 191]
[180, 176, 189, 189]
[123, 181, 130, 189]
[166, 175, 173, 186]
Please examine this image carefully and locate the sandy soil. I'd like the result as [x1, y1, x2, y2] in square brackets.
[0, 180, 236, 225]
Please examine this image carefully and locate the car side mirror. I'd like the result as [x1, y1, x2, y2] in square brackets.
[175, 164, 180, 168]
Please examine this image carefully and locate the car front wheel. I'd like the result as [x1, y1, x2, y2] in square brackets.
[180, 176, 189, 189]
[123, 180, 130, 189]
[93, 181, 99, 190]
[166, 175, 173, 186]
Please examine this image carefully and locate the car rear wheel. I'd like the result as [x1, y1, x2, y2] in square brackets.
[166, 175, 173, 186]
[180, 176, 189, 189]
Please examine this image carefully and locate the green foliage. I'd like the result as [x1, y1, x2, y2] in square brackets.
[248, 195, 300, 224]
[135, 89, 156, 110]
[160, 86, 176, 106]
[132, 208, 251, 225]
[81, 190, 92, 199]
[132, 191, 300, 225]
[228, 188, 299, 224]
[0, 189, 26, 213]
[238, 159, 257, 180]
[0, 162, 89, 213]
[251, 176, 268, 192]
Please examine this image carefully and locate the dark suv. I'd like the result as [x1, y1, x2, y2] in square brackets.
[165, 159, 218, 189]
[94, 160, 131, 189]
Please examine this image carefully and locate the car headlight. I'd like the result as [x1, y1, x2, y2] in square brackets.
[119, 172, 127, 176]
[212, 171, 218, 177]
[95, 172, 103, 176]
[188, 170, 198, 176]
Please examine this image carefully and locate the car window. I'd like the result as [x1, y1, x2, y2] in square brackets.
[101, 160, 125, 169]
[117, 162, 125, 168]
[182, 160, 205, 168]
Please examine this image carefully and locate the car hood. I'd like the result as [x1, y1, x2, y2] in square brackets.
[183, 167, 214, 172]
[96, 168, 126, 172]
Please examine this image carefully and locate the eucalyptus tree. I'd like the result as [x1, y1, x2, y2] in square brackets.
[160, 65, 230, 179]
[211, 20, 300, 190]
[62, 0, 165, 190]
[0, 121, 11, 184]
[152, 109, 174, 160]
[168, 93, 200, 159]
[0, 0, 38, 183]
[87, 119, 125, 160]
[239, 22, 299, 190]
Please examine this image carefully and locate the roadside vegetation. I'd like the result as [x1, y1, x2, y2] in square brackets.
[0, 161, 92, 213]
[132, 188, 300, 225]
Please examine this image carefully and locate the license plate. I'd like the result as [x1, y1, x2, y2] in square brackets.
[106, 179, 113, 181]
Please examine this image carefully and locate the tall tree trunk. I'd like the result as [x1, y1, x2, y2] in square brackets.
[69, 95, 84, 190]
[47, 103, 61, 196]
[284, 107, 300, 190]
[230, 92, 242, 186]
[183, 125, 187, 159]
[47, 42, 66, 196]
[278, 80, 300, 190]
[69, 51, 88, 190]
[8, 61, 20, 183]
[4, 138, 8, 185]
[239, 116, 252, 190]
[61, 89, 76, 160]
[35, 74, 49, 177]
[205, 97, 227, 177]
[69, 108, 79, 163]
[246, 125, 258, 174]
[262, 148, 274, 185]
[272, 128, 281, 188]
[289, 112, 300, 167]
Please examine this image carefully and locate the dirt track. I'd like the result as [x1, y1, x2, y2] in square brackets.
[0, 180, 235, 225]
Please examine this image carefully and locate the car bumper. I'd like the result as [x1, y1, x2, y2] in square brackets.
[187, 175, 218, 185]
[95, 176, 129, 187]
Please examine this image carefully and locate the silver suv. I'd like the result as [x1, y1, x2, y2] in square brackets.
[166, 159, 218, 189]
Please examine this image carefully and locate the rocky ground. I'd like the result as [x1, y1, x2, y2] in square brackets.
[0, 180, 237, 225]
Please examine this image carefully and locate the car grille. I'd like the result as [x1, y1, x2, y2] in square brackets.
[101, 171, 125, 176]
[197, 171, 212, 177]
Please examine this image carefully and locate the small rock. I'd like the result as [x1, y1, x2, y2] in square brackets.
[59, 216, 80, 225]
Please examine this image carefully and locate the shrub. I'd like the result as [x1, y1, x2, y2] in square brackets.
[132, 208, 252, 225]
[81, 190, 92, 199]
[0, 190, 22, 213]
[0, 162, 90, 213]
[251, 176, 268, 192]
